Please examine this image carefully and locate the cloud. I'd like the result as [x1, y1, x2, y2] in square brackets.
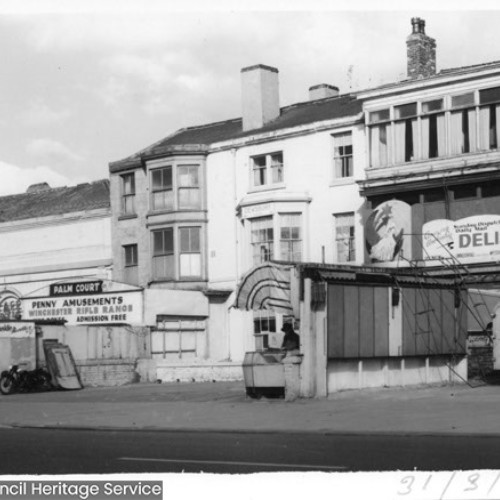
[27, 138, 83, 163]
[23, 99, 71, 127]
[0, 161, 81, 196]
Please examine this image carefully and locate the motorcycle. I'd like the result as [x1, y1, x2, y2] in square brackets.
[0, 365, 52, 395]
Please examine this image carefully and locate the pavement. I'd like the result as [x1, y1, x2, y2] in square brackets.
[2, 378, 500, 436]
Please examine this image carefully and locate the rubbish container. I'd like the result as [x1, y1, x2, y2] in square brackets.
[242, 351, 285, 398]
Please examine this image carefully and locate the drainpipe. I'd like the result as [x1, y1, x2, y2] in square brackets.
[227, 147, 239, 361]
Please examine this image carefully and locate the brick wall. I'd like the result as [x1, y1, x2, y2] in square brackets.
[77, 358, 139, 387]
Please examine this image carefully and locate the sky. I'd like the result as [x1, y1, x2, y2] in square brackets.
[1, 1, 500, 195]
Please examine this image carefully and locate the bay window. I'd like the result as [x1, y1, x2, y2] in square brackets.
[178, 165, 200, 209]
[251, 217, 274, 265]
[151, 166, 173, 210]
[152, 226, 203, 281]
[151, 163, 201, 211]
[152, 228, 174, 280]
[280, 214, 302, 261]
[179, 227, 201, 278]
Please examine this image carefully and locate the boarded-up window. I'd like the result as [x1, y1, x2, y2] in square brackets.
[327, 284, 467, 359]
[327, 284, 389, 359]
[400, 287, 466, 356]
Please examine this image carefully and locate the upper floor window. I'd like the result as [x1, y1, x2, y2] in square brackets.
[123, 244, 138, 285]
[251, 217, 274, 265]
[151, 166, 173, 210]
[333, 132, 353, 178]
[249, 213, 303, 267]
[151, 164, 201, 211]
[152, 228, 174, 280]
[251, 152, 283, 188]
[152, 226, 202, 281]
[179, 227, 201, 278]
[334, 213, 356, 263]
[178, 166, 200, 209]
[280, 214, 302, 261]
[368, 86, 500, 168]
[121, 173, 135, 215]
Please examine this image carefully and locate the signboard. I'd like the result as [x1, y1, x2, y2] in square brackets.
[423, 215, 500, 263]
[365, 200, 412, 262]
[241, 203, 273, 219]
[0, 322, 35, 338]
[21, 291, 142, 325]
[50, 280, 103, 297]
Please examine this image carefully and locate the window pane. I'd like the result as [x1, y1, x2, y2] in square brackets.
[280, 213, 302, 261]
[333, 132, 353, 178]
[394, 102, 417, 119]
[271, 153, 283, 183]
[335, 213, 355, 262]
[178, 166, 199, 187]
[252, 156, 267, 186]
[152, 167, 172, 190]
[480, 87, 500, 105]
[179, 188, 200, 209]
[251, 217, 274, 265]
[369, 109, 390, 123]
[422, 99, 443, 113]
[452, 93, 474, 108]
[124, 244, 138, 266]
[180, 254, 201, 277]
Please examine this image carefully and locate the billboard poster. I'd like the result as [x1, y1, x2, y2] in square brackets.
[21, 291, 143, 325]
[423, 215, 500, 262]
[365, 200, 412, 262]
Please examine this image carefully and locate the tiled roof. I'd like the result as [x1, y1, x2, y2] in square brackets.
[110, 94, 363, 170]
[0, 179, 110, 223]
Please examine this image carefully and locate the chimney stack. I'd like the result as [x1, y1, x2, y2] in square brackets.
[309, 84, 339, 101]
[406, 17, 436, 79]
[241, 64, 280, 131]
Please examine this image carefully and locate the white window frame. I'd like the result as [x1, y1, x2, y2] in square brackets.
[121, 172, 136, 215]
[367, 85, 500, 168]
[152, 316, 205, 361]
[250, 151, 284, 190]
[334, 212, 356, 263]
[332, 132, 354, 179]
[150, 163, 201, 212]
[151, 225, 204, 282]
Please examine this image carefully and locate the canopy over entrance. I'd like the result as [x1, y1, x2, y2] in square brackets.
[233, 263, 293, 314]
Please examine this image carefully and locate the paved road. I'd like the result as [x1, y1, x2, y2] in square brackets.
[1, 427, 499, 474]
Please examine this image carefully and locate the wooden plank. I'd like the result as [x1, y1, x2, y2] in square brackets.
[415, 288, 430, 355]
[402, 288, 416, 356]
[344, 285, 360, 358]
[327, 284, 344, 358]
[441, 289, 456, 354]
[428, 288, 443, 354]
[374, 286, 389, 356]
[359, 287, 374, 357]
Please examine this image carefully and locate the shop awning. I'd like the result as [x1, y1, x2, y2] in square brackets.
[233, 263, 293, 314]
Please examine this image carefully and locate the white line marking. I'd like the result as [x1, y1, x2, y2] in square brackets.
[119, 457, 346, 470]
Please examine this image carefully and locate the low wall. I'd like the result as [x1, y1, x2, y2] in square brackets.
[137, 358, 243, 383]
[76, 358, 138, 387]
[327, 355, 468, 393]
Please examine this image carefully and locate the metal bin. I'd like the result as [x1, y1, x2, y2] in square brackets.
[242, 351, 285, 398]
